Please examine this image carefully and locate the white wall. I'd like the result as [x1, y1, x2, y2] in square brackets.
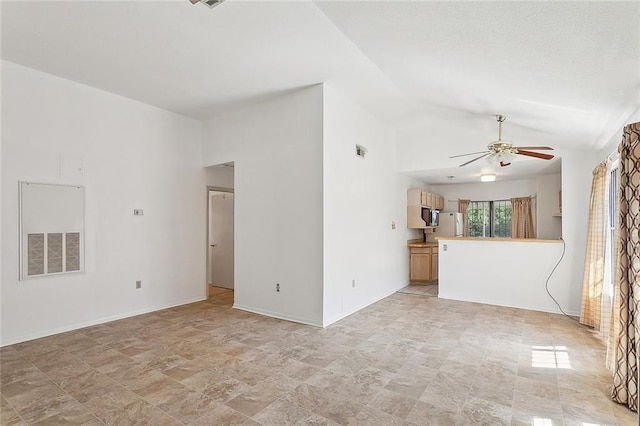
[1, 61, 206, 346]
[558, 148, 596, 314]
[202, 85, 324, 326]
[438, 239, 571, 314]
[536, 173, 562, 239]
[395, 120, 484, 173]
[322, 86, 423, 326]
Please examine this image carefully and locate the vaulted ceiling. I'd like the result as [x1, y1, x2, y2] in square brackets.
[2, 1, 639, 182]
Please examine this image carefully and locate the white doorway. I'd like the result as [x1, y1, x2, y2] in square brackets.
[207, 188, 234, 293]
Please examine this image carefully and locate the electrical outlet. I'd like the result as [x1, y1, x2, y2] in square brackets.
[276, 283, 280, 292]
[136, 280, 142, 289]
[443, 244, 447, 251]
[391, 221, 396, 230]
[134, 209, 144, 216]
[352, 280, 356, 288]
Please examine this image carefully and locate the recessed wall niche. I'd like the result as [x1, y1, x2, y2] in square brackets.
[19, 182, 84, 280]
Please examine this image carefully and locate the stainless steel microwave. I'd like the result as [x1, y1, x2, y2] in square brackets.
[421, 208, 439, 227]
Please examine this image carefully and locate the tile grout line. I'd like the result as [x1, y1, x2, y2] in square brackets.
[5, 348, 107, 426]
[1, 391, 30, 425]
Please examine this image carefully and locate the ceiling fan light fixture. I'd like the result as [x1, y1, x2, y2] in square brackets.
[492, 150, 516, 165]
[480, 174, 496, 182]
[190, 0, 225, 8]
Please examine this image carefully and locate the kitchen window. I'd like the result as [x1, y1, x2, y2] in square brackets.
[467, 200, 512, 238]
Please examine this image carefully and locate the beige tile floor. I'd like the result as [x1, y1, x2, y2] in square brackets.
[1, 286, 636, 425]
[397, 284, 438, 297]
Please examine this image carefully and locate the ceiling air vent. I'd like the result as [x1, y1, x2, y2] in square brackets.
[189, 0, 225, 9]
[355, 144, 367, 159]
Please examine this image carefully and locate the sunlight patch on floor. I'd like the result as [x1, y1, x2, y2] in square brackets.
[531, 345, 571, 369]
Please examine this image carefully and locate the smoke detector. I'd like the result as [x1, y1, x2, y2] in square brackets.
[189, 0, 225, 9]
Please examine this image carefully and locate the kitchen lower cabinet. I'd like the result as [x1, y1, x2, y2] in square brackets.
[409, 246, 438, 283]
[431, 251, 439, 280]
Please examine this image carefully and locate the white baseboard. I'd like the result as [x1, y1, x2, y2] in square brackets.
[235, 285, 404, 329]
[1, 296, 206, 347]
[322, 286, 401, 327]
[232, 304, 323, 328]
[438, 293, 580, 317]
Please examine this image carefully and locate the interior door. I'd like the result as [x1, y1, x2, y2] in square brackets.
[208, 191, 234, 289]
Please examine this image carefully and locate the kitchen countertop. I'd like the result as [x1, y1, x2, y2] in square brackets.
[435, 236, 562, 243]
[407, 239, 438, 248]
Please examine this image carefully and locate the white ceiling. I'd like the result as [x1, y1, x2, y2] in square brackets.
[2, 0, 639, 184]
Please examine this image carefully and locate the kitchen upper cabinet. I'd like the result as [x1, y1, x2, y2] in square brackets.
[407, 189, 445, 229]
[407, 189, 444, 209]
[408, 189, 422, 206]
[420, 191, 428, 207]
[427, 192, 435, 208]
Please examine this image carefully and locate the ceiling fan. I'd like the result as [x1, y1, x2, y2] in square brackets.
[189, 0, 224, 8]
[451, 115, 554, 167]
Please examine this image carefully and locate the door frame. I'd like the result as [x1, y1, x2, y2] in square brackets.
[206, 186, 234, 296]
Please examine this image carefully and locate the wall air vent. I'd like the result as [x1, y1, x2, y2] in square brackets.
[355, 144, 367, 159]
[189, 0, 225, 9]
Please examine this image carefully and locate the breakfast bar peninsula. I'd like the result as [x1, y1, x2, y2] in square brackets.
[436, 237, 570, 314]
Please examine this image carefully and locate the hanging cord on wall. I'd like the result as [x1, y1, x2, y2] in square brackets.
[544, 238, 582, 324]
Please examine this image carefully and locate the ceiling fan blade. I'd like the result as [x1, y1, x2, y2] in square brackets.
[459, 153, 490, 167]
[513, 146, 554, 150]
[449, 150, 489, 159]
[449, 151, 489, 158]
[516, 149, 555, 160]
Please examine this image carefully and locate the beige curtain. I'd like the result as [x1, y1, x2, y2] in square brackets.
[579, 161, 609, 329]
[611, 121, 640, 411]
[605, 167, 618, 372]
[510, 197, 535, 238]
[458, 199, 470, 237]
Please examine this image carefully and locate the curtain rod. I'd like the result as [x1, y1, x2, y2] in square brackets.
[447, 194, 537, 203]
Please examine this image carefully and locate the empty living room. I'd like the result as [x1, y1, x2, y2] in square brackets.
[1, 1, 639, 425]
